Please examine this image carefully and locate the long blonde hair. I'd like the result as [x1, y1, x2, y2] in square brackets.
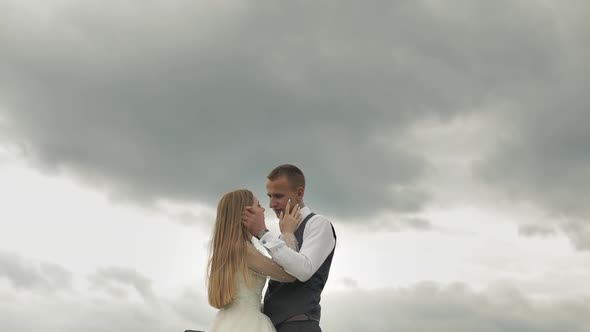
[207, 189, 253, 309]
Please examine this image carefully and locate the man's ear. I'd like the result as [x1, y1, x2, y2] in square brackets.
[296, 187, 304, 199]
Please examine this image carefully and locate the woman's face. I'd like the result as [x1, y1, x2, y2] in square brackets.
[250, 196, 265, 221]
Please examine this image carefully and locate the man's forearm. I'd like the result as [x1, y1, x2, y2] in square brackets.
[269, 242, 314, 281]
[259, 217, 336, 282]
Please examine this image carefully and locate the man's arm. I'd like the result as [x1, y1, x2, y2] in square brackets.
[260, 215, 335, 282]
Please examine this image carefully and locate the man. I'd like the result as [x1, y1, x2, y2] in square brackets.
[242, 164, 337, 332]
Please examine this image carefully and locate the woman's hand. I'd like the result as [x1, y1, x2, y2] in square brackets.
[242, 206, 266, 238]
[279, 198, 301, 235]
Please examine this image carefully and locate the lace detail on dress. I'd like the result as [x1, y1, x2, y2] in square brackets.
[224, 270, 266, 311]
[246, 242, 296, 283]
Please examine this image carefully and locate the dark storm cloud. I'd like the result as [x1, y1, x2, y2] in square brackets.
[1, 0, 583, 229]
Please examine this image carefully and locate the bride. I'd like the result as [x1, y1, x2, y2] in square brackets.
[207, 189, 301, 332]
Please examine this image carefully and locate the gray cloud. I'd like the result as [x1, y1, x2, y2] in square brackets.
[338, 277, 360, 289]
[0, 251, 73, 292]
[361, 214, 433, 232]
[172, 289, 217, 329]
[2, 275, 590, 332]
[0, 254, 212, 332]
[323, 282, 590, 332]
[518, 224, 558, 238]
[475, 12, 590, 248]
[88, 266, 156, 302]
[0, 0, 568, 222]
[0, 287, 204, 332]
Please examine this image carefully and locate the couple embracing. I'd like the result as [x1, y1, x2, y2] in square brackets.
[207, 164, 337, 332]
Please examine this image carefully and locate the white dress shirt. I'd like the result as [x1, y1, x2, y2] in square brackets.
[259, 206, 336, 282]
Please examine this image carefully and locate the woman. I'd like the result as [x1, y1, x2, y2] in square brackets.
[207, 189, 301, 332]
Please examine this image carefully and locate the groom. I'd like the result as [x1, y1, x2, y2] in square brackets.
[243, 164, 337, 332]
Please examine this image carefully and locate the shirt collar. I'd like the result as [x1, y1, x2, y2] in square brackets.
[297, 206, 312, 227]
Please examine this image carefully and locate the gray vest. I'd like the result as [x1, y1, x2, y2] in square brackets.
[263, 212, 336, 326]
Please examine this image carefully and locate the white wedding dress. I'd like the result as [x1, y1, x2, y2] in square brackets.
[208, 238, 297, 332]
[208, 269, 276, 332]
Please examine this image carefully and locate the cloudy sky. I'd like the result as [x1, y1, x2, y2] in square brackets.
[2, 0, 590, 331]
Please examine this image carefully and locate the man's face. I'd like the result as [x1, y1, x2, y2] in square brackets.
[266, 176, 301, 218]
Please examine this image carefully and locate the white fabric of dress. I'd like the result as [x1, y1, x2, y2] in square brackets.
[208, 237, 298, 332]
[208, 269, 276, 332]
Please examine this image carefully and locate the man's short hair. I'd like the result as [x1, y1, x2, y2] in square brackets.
[267, 164, 306, 190]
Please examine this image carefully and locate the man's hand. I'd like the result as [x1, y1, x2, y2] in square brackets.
[279, 198, 301, 234]
[242, 206, 267, 237]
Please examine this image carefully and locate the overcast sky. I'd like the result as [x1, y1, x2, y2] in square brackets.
[2, 1, 590, 331]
